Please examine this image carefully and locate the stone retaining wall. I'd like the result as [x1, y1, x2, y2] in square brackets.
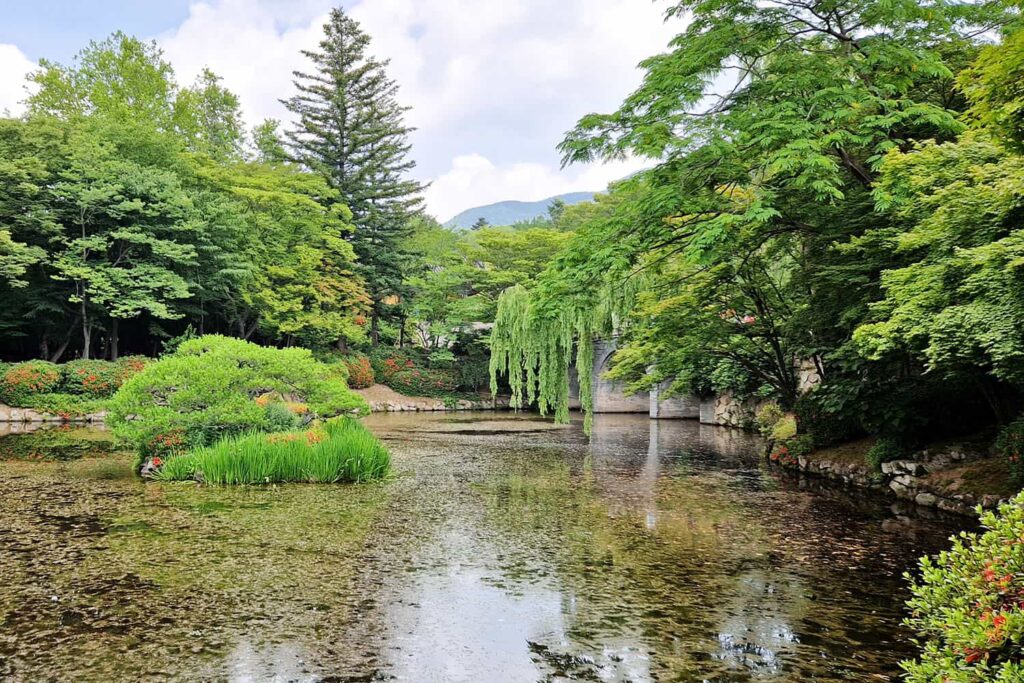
[0, 403, 105, 424]
[777, 444, 1009, 517]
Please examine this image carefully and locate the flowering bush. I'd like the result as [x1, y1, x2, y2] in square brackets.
[996, 419, 1024, 485]
[61, 360, 122, 396]
[903, 494, 1024, 681]
[387, 368, 458, 396]
[0, 361, 63, 405]
[343, 355, 375, 389]
[768, 434, 813, 467]
[372, 354, 416, 384]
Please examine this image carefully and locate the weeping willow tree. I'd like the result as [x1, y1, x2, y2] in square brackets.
[488, 278, 645, 430]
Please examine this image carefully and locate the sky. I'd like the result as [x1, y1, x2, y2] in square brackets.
[0, 0, 680, 221]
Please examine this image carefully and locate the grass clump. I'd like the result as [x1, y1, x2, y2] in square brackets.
[156, 418, 390, 485]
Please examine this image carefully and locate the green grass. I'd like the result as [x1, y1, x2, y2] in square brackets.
[155, 418, 390, 485]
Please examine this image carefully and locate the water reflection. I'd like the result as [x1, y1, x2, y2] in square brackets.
[0, 413, 967, 681]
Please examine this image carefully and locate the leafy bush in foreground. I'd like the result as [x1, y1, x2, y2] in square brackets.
[903, 494, 1024, 681]
[107, 336, 367, 469]
[156, 418, 389, 484]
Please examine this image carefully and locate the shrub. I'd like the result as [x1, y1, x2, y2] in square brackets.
[370, 349, 418, 384]
[866, 436, 904, 472]
[61, 360, 122, 396]
[995, 419, 1024, 485]
[756, 402, 785, 437]
[769, 434, 814, 466]
[903, 494, 1024, 681]
[156, 418, 390, 485]
[343, 355, 375, 389]
[0, 361, 62, 406]
[107, 335, 368, 471]
[794, 391, 861, 447]
[387, 368, 458, 396]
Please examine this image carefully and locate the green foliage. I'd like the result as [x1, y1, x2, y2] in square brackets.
[0, 361, 63, 405]
[768, 434, 813, 466]
[756, 403, 785, 437]
[995, 419, 1024, 485]
[793, 391, 862, 448]
[284, 7, 424, 342]
[107, 335, 367, 469]
[903, 494, 1024, 681]
[155, 417, 390, 485]
[866, 437, 904, 472]
[489, 284, 601, 427]
[61, 360, 122, 396]
[387, 368, 458, 397]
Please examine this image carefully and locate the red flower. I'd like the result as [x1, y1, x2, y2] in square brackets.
[152, 457, 163, 467]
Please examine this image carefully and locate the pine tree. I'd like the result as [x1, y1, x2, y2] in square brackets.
[284, 8, 424, 345]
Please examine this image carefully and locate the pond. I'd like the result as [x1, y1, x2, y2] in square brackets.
[0, 413, 968, 682]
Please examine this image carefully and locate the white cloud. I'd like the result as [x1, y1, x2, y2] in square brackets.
[157, 0, 680, 217]
[0, 44, 35, 116]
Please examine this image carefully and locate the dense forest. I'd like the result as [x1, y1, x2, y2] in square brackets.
[0, 10, 418, 361]
[3, 0, 1024, 457]
[490, 0, 1024, 460]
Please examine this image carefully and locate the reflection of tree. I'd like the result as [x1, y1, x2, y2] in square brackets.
[476, 417, 927, 680]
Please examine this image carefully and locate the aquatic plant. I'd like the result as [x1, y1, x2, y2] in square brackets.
[107, 336, 367, 471]
[903, 493, 1024, 681]
[155, 418, 389, 485]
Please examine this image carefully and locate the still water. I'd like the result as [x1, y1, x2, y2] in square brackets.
[0, 413, 967, 682]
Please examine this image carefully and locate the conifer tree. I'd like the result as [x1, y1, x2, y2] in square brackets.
[284, 8, 424, 345]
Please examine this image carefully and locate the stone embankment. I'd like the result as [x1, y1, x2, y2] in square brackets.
[355, 385, 510, 412]
[777, 439, 1014, 517]
[0, 403, 105, 424]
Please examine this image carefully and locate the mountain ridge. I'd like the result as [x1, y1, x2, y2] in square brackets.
[444, 191, 596, 229]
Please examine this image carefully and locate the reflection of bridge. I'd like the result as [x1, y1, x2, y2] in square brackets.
[572, 340, 753, 427]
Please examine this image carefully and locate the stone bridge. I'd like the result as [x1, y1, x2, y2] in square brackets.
[572, 340, 759, 428]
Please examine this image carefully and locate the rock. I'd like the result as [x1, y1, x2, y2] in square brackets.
[914, 492, 938, 508]
[980, 495, 1002, 509]
[889, 480, 910, 496]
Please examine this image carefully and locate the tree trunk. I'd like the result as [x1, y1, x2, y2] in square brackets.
[109, 318, 120, 361]
[80, 298, 91, 360]
[370, 309, 380, 347]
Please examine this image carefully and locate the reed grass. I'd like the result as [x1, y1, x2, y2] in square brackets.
[155, 418, 390, 485]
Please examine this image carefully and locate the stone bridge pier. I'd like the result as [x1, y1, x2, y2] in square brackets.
[571, 339, 755, 427]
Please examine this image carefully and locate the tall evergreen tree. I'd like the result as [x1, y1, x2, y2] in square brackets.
[284, 7, 424, 345]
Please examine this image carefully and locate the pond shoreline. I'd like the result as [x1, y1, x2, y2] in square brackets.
[768, 437, 1016, 517]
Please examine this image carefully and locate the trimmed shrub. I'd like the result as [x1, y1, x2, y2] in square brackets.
[995, 419, 1024, 485]
[370, 349, 418, 384]
[0, 361, 62, 406]
[756, 402, 785, 437]
[156, 418, 390, 485]
[61, 360, 122, 396]
[387, 368, 458, 396]
[107, 335, 368, 471]
[866, 436, 904, 472]
[903, 494, 1024, 681]
[769, 434, 814, 466]
[343, 355, 375, 389]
